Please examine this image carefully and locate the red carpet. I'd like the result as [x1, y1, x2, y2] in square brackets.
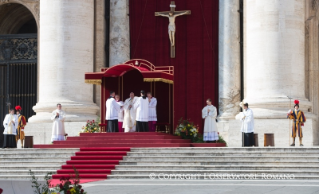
[49, 179, 105, 188]
[34, 132, 192, 148]
[51, 147, 130, 182]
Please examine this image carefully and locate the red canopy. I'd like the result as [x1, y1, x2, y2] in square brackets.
[85, 59, 173, 85]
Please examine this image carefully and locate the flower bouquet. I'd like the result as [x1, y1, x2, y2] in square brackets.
[81, 118, 100, 133]
[175, 118, 199, 141]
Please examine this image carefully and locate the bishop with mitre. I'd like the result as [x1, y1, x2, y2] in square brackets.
[123, 92, 138, 132]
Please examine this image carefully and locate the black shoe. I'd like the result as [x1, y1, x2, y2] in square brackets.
[290, 143, 295, 146]
[300, 144, 304, 146]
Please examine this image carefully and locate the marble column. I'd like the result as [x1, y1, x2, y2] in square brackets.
[29, 0, 99, 123]
[245, 0, 311, 118]
[109, 0, 130, 66]
[218, 0, 241, 120]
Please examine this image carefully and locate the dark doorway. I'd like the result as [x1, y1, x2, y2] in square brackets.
[0, 3, 37, 146]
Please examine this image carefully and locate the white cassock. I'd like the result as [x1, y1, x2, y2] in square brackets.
[51, 109, 66, 142]
[202, 105, 218, 141]
[106, 97, 121, 132]
[117, 101, 124, 123]
[235, 108, 254, 146]
[123, 97, 138, 132]
[235, 108, 254, 133]
[3, 114, 18, 135]
[134, 96, 149, 132]
[148, 97, 157, 121]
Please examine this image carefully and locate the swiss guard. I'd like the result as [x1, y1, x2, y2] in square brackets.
[287, 100, 306, 147]
[15, 106, 27, 148]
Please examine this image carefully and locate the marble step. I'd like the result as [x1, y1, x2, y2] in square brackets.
[115, 165, 319, 171]
[0, 165, 62, 170]
[121, 156, 319, 162]
[0, 161, 66, 166]
[131, 148, 319, 153]
[0, 175, 52, 180]
[119, 161, 319, 166]
[126, 152, 319, 157]
[0, 154, 75, 158]
[106, 174, 319, 180]
[110, 169, 319, 176]
[0, 170, 57, 176]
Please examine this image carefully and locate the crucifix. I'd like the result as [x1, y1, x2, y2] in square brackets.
[155, 1, 191, 58]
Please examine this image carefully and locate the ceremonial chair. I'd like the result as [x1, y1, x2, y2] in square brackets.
[155, 123, 170, 134]
[99, 124, 107, 133]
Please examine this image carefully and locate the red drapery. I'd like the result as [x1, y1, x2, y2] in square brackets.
[130, 0, 218, 133]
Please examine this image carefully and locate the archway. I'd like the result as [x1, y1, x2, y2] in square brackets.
[0, 3, 38, 145]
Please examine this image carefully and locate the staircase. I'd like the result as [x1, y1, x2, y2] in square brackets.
[0, 149, 78, 180]
[110, 147, 319, 180]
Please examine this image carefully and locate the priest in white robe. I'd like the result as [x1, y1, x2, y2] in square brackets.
[123, 92, 138, 132]
[51, 103, 66, 142]
[134, 90, 149, 132]
[106, 91, 121, 132]
[147, 92, 157, 132]
[236, 102, 255, 146]
[115, 95, 124, 132]
[2, 109, 18, 148]
[202, 99, 218, 142]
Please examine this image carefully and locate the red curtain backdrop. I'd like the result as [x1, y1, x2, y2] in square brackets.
[130, 0, 218, 133]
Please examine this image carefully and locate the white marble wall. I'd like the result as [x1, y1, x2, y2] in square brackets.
[245, 0, 311, 118]
[29, 0, 99, 124]
[218, 0, 241, 120]
[109, 0, 130, 66]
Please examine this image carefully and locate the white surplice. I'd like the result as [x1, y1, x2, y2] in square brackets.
[148, 97, 157, 121]
[134, 96, 149, 122]
[105, 97, 121, 120]
[235, 108, 254, 133]
[116, 100, 124, 122]
[123, 97, 138, 132]
[3, 114, 18, 135]
[51, 109, 66, 141]
[202, 105, 218, 141]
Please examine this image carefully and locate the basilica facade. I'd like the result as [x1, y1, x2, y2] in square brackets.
[0, 0, 318, 146]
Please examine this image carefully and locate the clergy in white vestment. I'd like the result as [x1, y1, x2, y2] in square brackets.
[147, 92, 157, 132]
[123, 92, 138, 132]
[134, 90, 149, 132]
[202, 99, 218, 142]
[2, 109, 18, 148]
[51, 103, 66, 142]
[235, 102, 255, 147]
[115, 95, 124, 132]
[106, 91, 121, 132]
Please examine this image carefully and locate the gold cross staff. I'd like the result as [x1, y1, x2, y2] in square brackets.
[155, 1, 191, 58]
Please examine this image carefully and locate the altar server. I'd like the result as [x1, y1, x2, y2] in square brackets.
[51, 103, 66, 142]
[236, 102, 254, 146]
[287, 100, 306, 146]
[106, 91, 121, 132]
[115, 95, 124, 132]
[123, 92, 138, 132]
[134, 90, 149, 132]
[15, 106, 27, 148]
[2, 109, 18, 148]
[202, 99, 218, 142]
[147, 92, 157, 132]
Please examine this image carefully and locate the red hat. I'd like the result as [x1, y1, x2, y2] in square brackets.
[15, 105, 22, 111]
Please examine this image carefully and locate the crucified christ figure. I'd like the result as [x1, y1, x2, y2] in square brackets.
[156, 10, 191, 47]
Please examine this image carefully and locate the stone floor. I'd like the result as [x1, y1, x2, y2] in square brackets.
[1, 178, 319, 194]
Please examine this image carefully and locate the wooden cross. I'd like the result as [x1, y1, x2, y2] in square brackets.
[155, 1, 191, 58]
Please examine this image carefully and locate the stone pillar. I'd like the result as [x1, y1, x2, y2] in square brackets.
[109, 0, 130, 66]
[245, 0, 311, 118]
[218, 0, 241, 120]
[29, 0, 99, 123]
